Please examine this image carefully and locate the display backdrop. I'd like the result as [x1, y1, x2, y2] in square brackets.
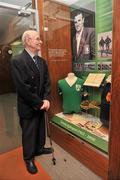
[71, 0, 112, 77]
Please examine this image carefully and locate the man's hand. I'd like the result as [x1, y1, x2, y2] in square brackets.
[40, 100, 50, 111]
[106, 92, 111, 102]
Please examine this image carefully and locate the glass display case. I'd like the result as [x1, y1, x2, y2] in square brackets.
[42, 0, 112, 178]
[43, 0, 112, 153]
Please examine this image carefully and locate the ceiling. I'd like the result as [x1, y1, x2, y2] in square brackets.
[0, 1, 33, 45]
[0, 0, 31, 6]
[56, 0, 95, 11]
[0, 0, 95, 45]
[0, 0, 95, 9]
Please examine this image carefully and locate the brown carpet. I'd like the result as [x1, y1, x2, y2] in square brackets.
[0, 147, 52, 180]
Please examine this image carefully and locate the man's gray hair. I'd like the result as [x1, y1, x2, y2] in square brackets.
[22, 30, 37, 46]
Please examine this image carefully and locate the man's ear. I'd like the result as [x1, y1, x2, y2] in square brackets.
[26, 36, 31, 45]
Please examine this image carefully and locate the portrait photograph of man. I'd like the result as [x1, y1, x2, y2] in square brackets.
[71, 8, 95, 63]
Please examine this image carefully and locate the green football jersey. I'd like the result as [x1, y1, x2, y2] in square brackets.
[58, 78, 84, 113]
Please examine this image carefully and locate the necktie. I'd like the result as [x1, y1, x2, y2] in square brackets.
[33, 55, 39, 70]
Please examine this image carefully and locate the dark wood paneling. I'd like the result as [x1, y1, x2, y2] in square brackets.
[51, 123, 108, 179]
[46, 17, 72, 114]
[38, 1, 72, 115]
[108, 0, 120, 179]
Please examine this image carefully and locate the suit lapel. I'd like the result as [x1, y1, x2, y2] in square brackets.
[73, 36, 77, 56]
[22, 50, 40, 74]
[26, 52, 44, 89]
[77, 28, 86, 57]
[28, 58, 40, 74]
[37, 56, 43, 89]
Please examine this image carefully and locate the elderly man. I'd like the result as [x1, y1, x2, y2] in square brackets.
[11, 30, 53, 174]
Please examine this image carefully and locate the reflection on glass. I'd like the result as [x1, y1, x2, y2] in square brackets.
[43, 0, 112, 153]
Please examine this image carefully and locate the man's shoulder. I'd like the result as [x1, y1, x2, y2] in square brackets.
[12, 50, 24, 60]
[11, 55, 21, 64]
[58, 78, 65, 83]
[84, 27, 95, 33]
[83, 27, 95, 39]
[11, 51, 27, 67]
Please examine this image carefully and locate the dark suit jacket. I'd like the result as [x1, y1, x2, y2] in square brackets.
[11, 50, 51, 118]
[72, 27, 95, 62]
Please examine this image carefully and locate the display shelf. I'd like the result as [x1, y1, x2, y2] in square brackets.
[52, 112, 108, 152]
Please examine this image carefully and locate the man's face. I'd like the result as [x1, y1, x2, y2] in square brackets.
[27, 31, 42, 53]
[74, 14, 84, 33]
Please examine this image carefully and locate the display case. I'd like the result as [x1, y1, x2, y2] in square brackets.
[37, 0, 112, 178]
[37, 0, 120, 179]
